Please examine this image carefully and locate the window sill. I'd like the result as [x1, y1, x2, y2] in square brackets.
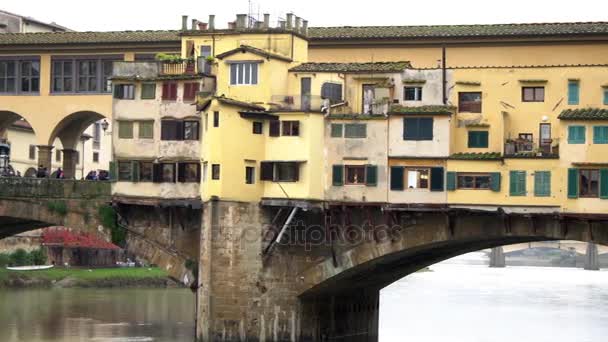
[0, 92, 40, 96]
[50, 92, 112, 96]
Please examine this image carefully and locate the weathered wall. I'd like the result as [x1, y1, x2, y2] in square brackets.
[388, 114, 451, 157]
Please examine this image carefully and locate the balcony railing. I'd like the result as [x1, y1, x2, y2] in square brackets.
[160, 60, 196, 75]
[269, 95, 328, 112]
[363, 99, 389, 115]
[504, 139, 559, 158]
[113, 57, 212, 79]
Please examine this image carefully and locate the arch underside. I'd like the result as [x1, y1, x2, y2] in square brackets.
[49, 111, 105, 149]
[0, 216, 53, 239]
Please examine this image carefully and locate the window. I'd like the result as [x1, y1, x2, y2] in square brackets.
[522, 87, 544, 102]
[113, 84, 135, 99]
[211, 164, 220, 180]
[55, 150, 61, 162]
[604, 88, 608, 105]
[260, 162, 299, 182]
[252, 122, 263, 134]
[404, 86, 423, 101]
[162, 82, 178, 100]
[183, 82, 199, 101]
[184, 121, 199, 140]
[138, 121, 154, 139]
[51, 60, 73, 92]
[403, 118, 433, 141]
[593, 126, 608, 144]
[77, 60, 98, 92]
[178, 163, 200, 183]
[321, 83, 343, 103]
[568, 126, 585, 144]
[406, 168, 430, 189]
[468, 131, 489, 148]
[118, 161, 132, 181]
[568, 80, 579, 105]
[230, 62, 258, 85]
[245, 166, 255, 184]
[0, 59, 39, 93]
[579, 169, 599, 198]
[330, 123, 343, 138]
[92, 152, 99, 163]
[457, 173, 491, 189]
[141, 83, 156, 99]
[345, 165, 366, 185]
[282, 121, 300, 136]
[458, 92, 482, 113]
[534, 171, 551, 197]
[269, 120, 280, 137]
[213, 111, 219, 127]
[93, 122, 101, 150]
[344, 123, 366, 138]
[102, 60, 113, 92]
[139, 162, 153, 182]
[19, 61, 40, 93]
[29, 145, 36, 160]
[118, 121, 133, 139]
[161, 120, 181, 140]
[509, 171, 526, 196]
[161, 163, 176, 183]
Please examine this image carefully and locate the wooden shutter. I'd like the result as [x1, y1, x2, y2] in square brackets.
[509, 171, 526, 196]
[490, 172, 501, 192]
[568, 126, 585, 144]
[109, 161, 117, 181]
[269, 120, 280, 137]
[446, 171, 456, 191]
[292, 121, 300, 136]
[131, 161, 140, 182]
[593, 126, 608, 144]
[430, 167, 444, 191]
[568, 81, 579, 105]
[176, 121, 185, 141]
[534, 171, 551, 197]
[330, 124, 343, 137]
[177, 163, 186, 183]
[403, 118, 417, 140]
[419, 118, 433, 140]
[260, 162, 274, 181]
[390, 166, 404, 191]
[365, 165, 377, 187]
[600, 169, 608, 199]
[162, 83, 169, 100]
[332, 165, 344, 186]
[567, 168, 578, 198]
[152, 163, 162, 183]
[196, 163, 201, 183]
[292, 162, 300, 181]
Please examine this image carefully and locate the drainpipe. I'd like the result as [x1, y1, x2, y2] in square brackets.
[442, 45, 447, 105]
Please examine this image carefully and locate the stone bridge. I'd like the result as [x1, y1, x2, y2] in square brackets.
[196, 201, 608, 341]
[0, 178, 196, 284]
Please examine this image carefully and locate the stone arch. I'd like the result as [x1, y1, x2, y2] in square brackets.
[48, 111, 107, 149]
[0, 111, 37, 136]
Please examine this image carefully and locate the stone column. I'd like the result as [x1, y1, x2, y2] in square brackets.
[62, 149, 78, 180]
[584, 243, 600, 271]
[489, 246, 506, 268]
[36, 145, 53, 176]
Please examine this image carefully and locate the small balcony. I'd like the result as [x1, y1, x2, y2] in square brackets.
[269, 95, 328, 112]
[112, 57, 213, 79]
[504, 139, 559, 158]
[363, 99, 390, 115]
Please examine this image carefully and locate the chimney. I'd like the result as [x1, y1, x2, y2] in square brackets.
[208, 15, 215, 30]
[191, 19, 198, 30]
[279, 21, 286, 29]
[295, 17, 301, 31]
[198, 22, 208, 30]
[286, 13, 293, 29]
[181, 15, 188, 31]
[302, 20, 308, 35]
[263, 13, 270, 28]
[236, 14, 247, 29]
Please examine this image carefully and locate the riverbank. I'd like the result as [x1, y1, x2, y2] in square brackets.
[0, 267, 180, 288]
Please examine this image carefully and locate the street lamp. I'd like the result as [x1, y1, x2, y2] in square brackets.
[101, 119, 111, 134]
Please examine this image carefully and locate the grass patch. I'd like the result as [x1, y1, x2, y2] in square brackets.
[0, 267, 167, 282]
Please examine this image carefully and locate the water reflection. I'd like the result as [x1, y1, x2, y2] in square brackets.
[0, 288, 194, 342]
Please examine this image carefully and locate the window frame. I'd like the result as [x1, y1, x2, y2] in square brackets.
[183, 120, 200, 141]
[113, 84, 135, 99]
[274, 162, 299, 182]
[579, 169, 600, 198]
[344, 165, 366, 185]
[141, 83, 156, 99]
[282, 121, 300, 137]
[118, 121, 134, 139]
[161, 82, 178, 101]
[245, 166, 255, 184]
[568, 80, 580, 105]
[468, 130, 489, 148]
[330, 123, 343, 138]
[211, 164, 220, 180]
[403, 117, 433, 141]
[405, 168, 430, 190]
[321, 82, 343, 103]
[568, 125, 586, 144]
[456, 173, 491, 190]
[344, 123, 367, 139]
[252, 121, 263, 134]
[593, 126, 608, 144]
[138, 120, 154, 139]
[229, 62, 259, 86]
[0, 59, 40, 94]
[521, 86, 545, 102]
[403, 86, 423, 101]
[51, 56, 118, 94]
[92, 152, 99, 163]
[139, 161, 153, 182]
[458, 92, 482, 113]
[183, 82, 200, 101]
[118, 161, 133, 181]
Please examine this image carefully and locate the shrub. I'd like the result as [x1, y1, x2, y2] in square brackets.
[98, 205, 126, 246]
[30, 248, 47, 265]
[9, 249, 32, 266]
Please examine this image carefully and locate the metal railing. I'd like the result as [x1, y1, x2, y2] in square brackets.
[504, 139, 558, 157]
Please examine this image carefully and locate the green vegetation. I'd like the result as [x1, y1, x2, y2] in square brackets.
[0, 248, 47, 267]
[98, 205, 127, 246]
[185, 259, 199, 280]
[155, 53, 193, 64]
[0, 267, 167, 281]
[47, 200, 68, 216]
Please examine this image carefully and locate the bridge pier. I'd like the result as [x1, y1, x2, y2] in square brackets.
[61, 149, 78, 179]
[584, 243, 600, 271]
[36, 145, 54, 175]
[489, 246, 506, 268]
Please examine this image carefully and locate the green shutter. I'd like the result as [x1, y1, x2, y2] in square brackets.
[365, 165, 377, 187]
[468, 131, 489, 148]
[330, 124, 343, 138]
[446, 171, 456, 191]
[131, 161, 140, 182]
[567, 168, 579, 198]
[534, 171, 551, 197]
[593, 126, 608, 144]
[600, 169, 608, 199]
[509, 171, 526, 196]
[568, 81, 579, 105]
[430, 167, 444, 191]
[568, 126, 585, 144]
[390, 166, 404, 191]
[490, 172, 501, 192]
[332, 165, 343, 186]
[604, 89, 608, 105]
[109, 161, 117, 181]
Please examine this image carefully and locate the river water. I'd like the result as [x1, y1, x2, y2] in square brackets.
[1, 260, 607, 342]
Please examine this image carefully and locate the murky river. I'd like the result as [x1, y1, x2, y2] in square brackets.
[2, 260, 607, 341]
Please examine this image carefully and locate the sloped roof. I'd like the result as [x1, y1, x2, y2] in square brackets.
[450, 152, 503, 160]
[0, 30, 180, 46]
[215, 45, 292, 62]
[558, 108, 608, 120]
[389, 105, 455, 115]
[289, 61, 411, 73]
[308, 22, 608, 40]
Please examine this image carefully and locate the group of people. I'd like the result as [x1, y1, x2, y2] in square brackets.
[34, 165, 109, 180]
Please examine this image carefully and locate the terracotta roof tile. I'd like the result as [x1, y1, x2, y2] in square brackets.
[289, 61, 411, 73]
[450, 152, 503, 160]
[0, 30, 180, 46]
[389, 105, 455, 115]
[558, 108, 608, 120]
[215, 45, 292, 62]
